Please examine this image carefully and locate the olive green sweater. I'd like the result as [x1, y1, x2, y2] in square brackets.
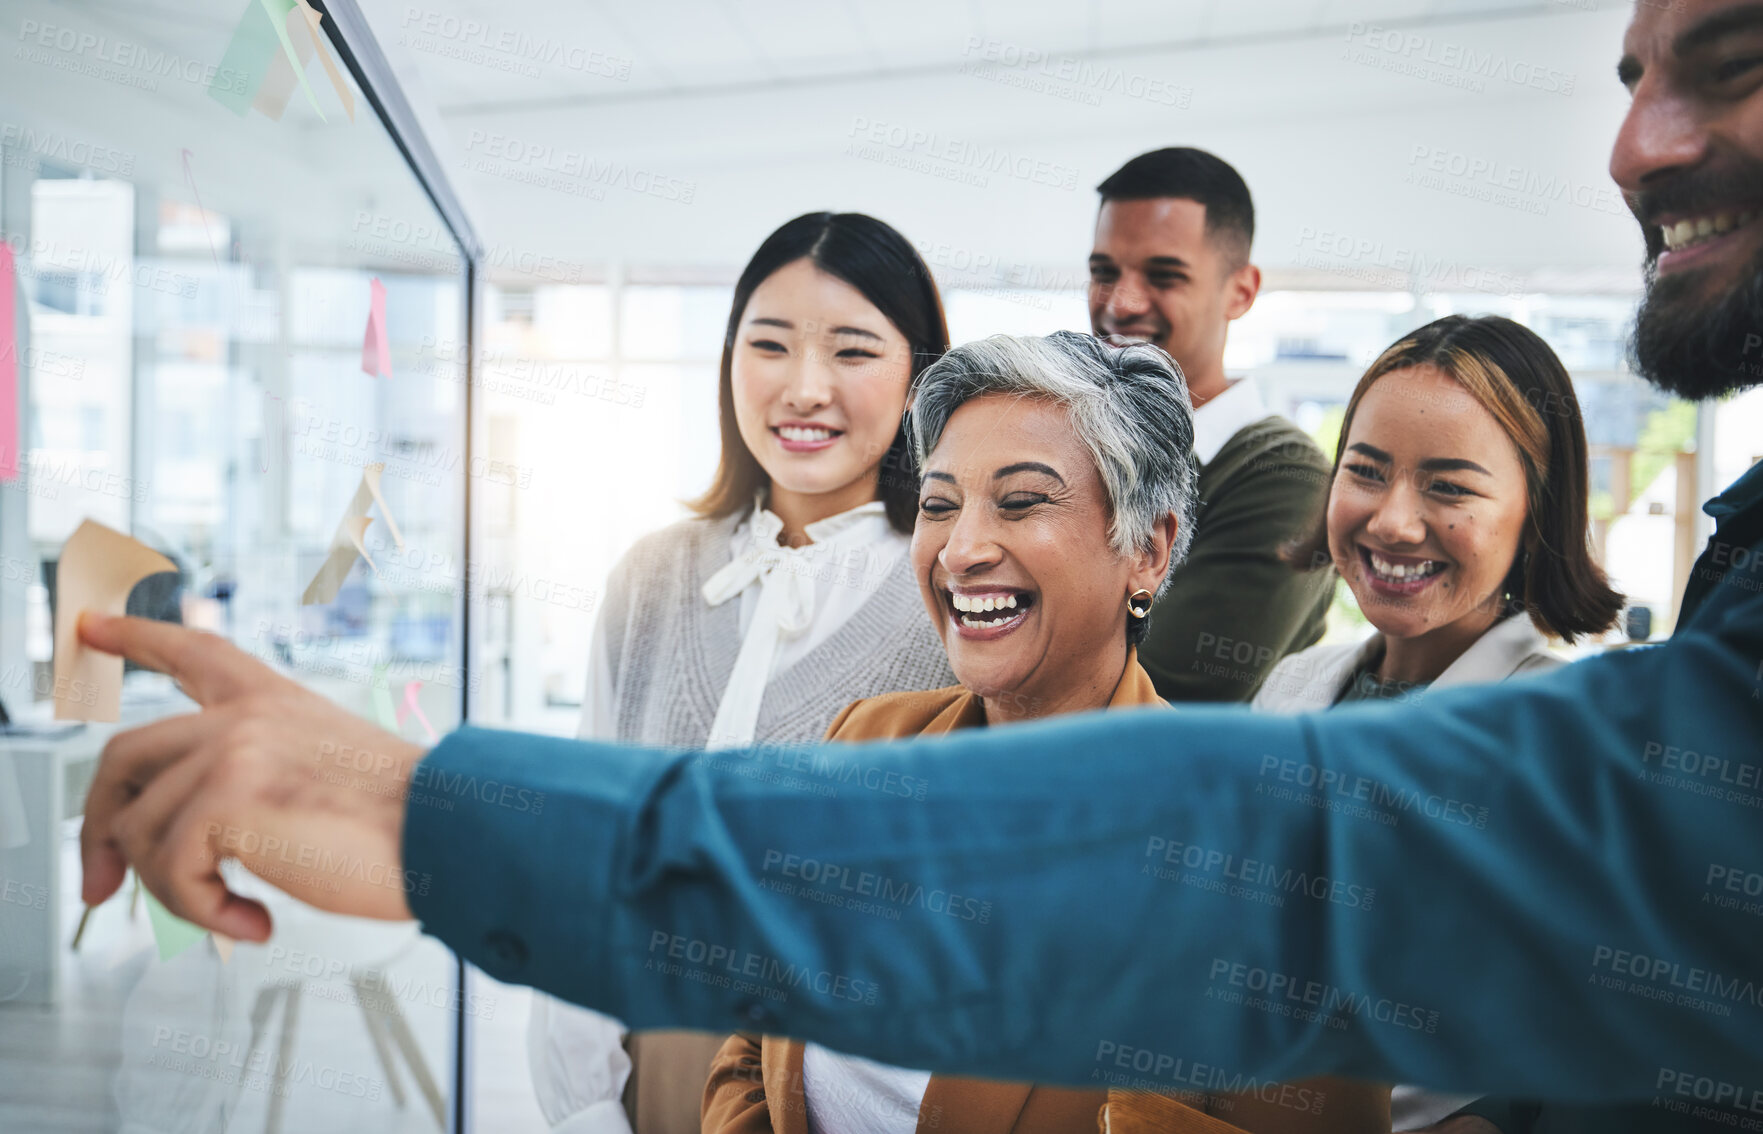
[1138, 415, 1335, 702]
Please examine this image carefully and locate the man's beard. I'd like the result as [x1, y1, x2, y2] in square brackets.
[1626, 154, 1763, 401]
[1630, 243, 1763, 401]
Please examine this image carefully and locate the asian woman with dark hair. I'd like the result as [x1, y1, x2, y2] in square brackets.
[527, 212, 957, 1134]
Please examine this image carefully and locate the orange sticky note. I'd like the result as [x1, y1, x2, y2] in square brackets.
[250, 5, 314, 121]
[53, 521, 176, 722]
[294, 0, 355, 122]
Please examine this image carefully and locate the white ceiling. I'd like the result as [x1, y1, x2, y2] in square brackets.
[392, 0, 1597, 111]
[372, 0, 1648, 283]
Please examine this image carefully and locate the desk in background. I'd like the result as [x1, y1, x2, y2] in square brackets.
[0, 680, 191, 1006]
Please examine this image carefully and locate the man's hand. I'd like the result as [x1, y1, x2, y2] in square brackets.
[79, 613, 428, 940]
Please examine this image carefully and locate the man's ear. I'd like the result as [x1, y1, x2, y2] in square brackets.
[1130, 512, 1180, 595]
[1224, 261, 1261, 323]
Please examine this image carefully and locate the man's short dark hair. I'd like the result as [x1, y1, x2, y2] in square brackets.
[1096, 147, 1255, 265]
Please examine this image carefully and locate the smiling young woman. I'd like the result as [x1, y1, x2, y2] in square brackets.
[526, 212, 957, 1134]
[1258, 313, 1626, 1131]
[1276, 314, 1624, 697]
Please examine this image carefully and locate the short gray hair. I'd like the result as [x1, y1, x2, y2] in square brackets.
[906, 331, 1198, 593]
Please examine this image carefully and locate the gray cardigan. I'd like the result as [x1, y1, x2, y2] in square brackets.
[598, 512, 955, 747]
[1252, 611, 1563, 714]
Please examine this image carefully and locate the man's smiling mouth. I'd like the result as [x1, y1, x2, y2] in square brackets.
[1659, 208, 1759, 254]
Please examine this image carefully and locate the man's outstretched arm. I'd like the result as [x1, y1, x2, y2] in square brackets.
[407, 610, 1762, 1101]
[77, 604, 1763, 1101]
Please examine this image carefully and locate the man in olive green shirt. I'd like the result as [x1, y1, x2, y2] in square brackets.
[1088, 147, 1335, 702]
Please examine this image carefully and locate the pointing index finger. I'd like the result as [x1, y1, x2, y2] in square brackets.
[77, 613, 272, 707]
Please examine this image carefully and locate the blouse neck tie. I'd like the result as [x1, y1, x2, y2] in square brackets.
[700, 497, 890, 748]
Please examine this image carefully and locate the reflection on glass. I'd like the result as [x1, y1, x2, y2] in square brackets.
[0, 1, 465, 1129]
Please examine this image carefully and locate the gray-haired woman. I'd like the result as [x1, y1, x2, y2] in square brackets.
[703, 332, 1229, 1133]
[888, 329, 1198, 716]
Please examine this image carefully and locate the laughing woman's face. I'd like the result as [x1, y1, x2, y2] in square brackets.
[1326, 364, 1531, 646]
[912, 393, 1162, 718]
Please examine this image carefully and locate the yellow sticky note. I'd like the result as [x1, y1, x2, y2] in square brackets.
[301, 463, 405, 605]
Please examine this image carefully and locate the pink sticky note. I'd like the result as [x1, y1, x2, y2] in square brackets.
[0, 244, 16, 481]
[361, 277, 390, 378]
[398, 680, 439, 743]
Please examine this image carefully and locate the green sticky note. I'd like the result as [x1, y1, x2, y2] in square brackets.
[257, 0, 325, 121]
[371, 664, 398, 732]
[208, 0, 282, 116]
[143, 890, 208, 961]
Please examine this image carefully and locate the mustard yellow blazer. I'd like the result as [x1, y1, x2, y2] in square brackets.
[701, 650, 1387, 1134]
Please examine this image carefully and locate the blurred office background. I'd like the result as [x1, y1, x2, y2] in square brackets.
[0, 0, 1757, 1130]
